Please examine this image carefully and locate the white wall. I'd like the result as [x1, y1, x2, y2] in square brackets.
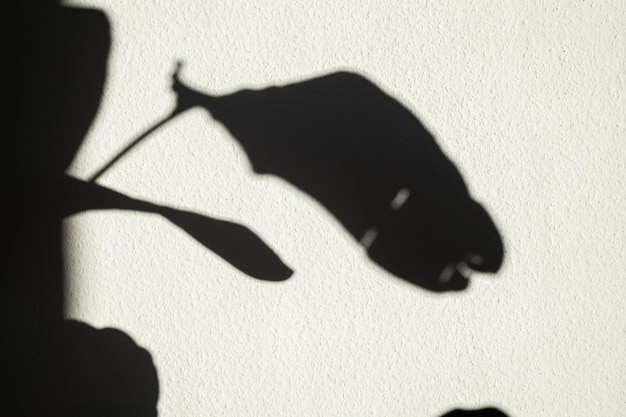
[63, 1, 625, 416]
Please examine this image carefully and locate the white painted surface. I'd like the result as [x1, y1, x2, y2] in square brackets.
[64, 1, 625, 416]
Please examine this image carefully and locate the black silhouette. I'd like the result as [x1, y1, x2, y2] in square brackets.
[98, 63, 503, 292]
[6, 1, 509, 415]
[61, 176, 292, 281]
[40, 320, 159, 417]
[5, 4, 161, 415]
[6, 3, 288, 415]
[439, 407, 509, 417]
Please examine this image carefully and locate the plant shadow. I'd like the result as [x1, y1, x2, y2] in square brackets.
[5, 1, 506, 415]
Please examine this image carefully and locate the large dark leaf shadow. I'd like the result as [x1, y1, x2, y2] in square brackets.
[141, 64, 505, 292]
[93, 63, 505, 292]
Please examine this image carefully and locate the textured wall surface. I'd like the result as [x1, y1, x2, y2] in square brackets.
[64, 1, 625, 416]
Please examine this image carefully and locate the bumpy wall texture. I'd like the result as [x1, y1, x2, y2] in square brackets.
[59, 1, 624, 416]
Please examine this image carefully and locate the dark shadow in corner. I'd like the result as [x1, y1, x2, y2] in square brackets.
[42, 320, 160, 417]
[156, 64, 505, 292]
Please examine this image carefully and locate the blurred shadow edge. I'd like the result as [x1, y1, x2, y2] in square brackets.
[4, 3, 161, 415]
[440, 407, 510, 417]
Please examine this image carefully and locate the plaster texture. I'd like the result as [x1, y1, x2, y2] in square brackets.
[63, 1, 625, 416]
